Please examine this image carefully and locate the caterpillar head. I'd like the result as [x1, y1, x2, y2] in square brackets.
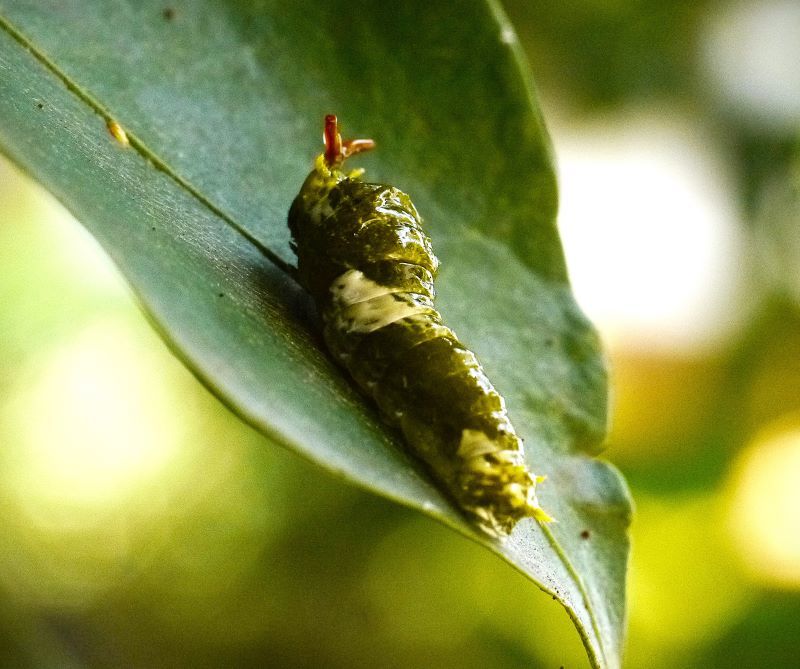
[289, 116, 379, 299]
[296, 115, 376, 203]
[323, 114, 376, 168]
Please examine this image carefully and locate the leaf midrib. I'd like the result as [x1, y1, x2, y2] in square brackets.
[0, 10, 610, 668]
[544, 524, 608, 668]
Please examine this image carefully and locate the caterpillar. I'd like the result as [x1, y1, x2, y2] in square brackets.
[288, 115, 551, 536]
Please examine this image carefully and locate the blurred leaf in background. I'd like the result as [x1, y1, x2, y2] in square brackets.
[504, 0, 800, 667]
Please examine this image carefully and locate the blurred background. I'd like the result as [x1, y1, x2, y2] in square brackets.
[1, 1, 798, 667]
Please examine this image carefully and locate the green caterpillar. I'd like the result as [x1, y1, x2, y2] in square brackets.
[288, 115, 551, 536]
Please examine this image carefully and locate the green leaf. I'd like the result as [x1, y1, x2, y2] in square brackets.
[0, 1, 631, 667]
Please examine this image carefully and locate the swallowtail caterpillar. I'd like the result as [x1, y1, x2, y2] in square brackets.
[288, 115, 552, 536]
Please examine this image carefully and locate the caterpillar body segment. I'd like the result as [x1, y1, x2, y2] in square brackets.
[288, 115, 551, 536]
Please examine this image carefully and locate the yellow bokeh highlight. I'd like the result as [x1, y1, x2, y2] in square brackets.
[727, 416, 800, 587]
[2, 319, 183, 512]
[626, 494, 750, 667]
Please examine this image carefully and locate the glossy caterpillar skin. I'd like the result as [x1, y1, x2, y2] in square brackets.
[288, 116, 551, 536]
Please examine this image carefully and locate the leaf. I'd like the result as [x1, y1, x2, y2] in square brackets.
[0, 1, 632, 667]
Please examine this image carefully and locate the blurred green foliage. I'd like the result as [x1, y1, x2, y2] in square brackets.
[504, 0, 707, 107]
[503, 1, 800, 667]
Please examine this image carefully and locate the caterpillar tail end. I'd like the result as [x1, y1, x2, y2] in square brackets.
[467, 472, 554, 539]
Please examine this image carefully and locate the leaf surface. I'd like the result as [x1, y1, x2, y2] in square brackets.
[0, 2, 631, 666]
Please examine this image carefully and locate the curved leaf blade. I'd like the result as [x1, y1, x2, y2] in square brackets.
[0, 1, 631, 667]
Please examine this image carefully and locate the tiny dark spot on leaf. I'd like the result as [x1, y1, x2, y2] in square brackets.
[151, 226, 156, 231]
[36, 102, 43, 109]
[545, 337, 555, 347]
[163, 7, 176, 20]
[218, 292, 224, 298]
[580, 529, 591, 540]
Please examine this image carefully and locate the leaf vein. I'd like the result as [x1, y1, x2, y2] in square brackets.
[0, 11, 297, 280]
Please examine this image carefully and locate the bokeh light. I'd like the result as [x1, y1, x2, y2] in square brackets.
[703, 0, 800, 132]
[2, 319, 183, 511]
[555, 109, 747, 353]
[626, 494, 750, 668]
[727, 416, 800, 587]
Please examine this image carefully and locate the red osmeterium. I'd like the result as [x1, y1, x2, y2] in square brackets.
[323, 114, 375, 165]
